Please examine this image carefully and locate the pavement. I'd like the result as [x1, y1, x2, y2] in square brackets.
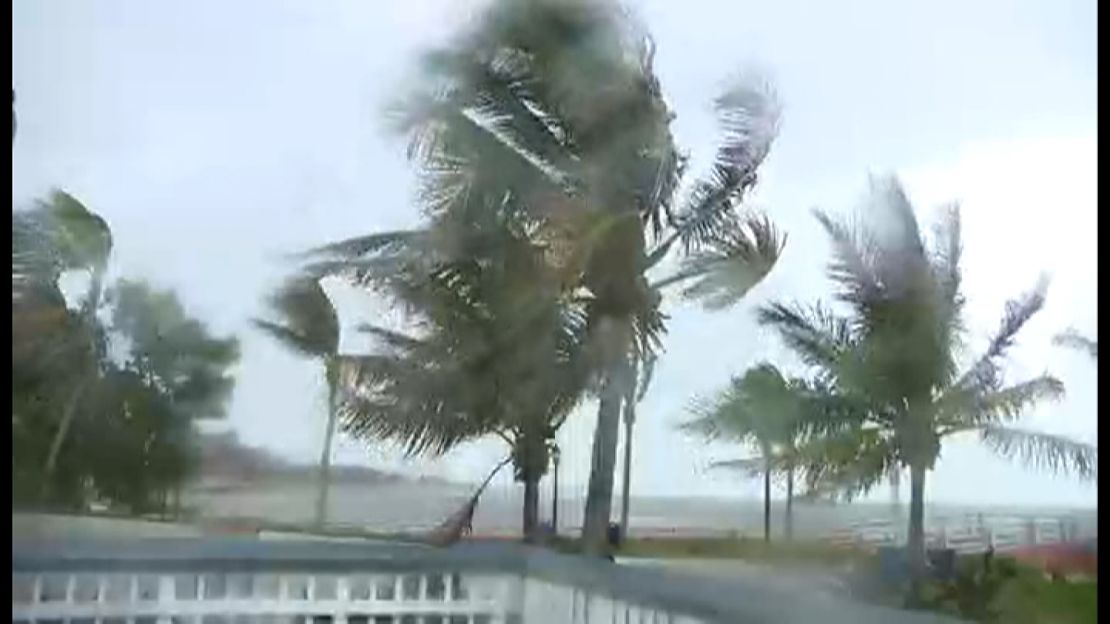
[617, 556, 855, 599]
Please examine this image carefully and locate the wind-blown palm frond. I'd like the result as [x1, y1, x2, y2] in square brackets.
[652, 211, 784, 310]
[757, 301, 856, 371]
[672, 76, 781, 251]
[929, 204, 963, 314]
[812, 209, 882, 308]
[252, 276, 339, 359]
[13, 190, 113, 304]
[1053, 329, 1098, 360]
[978, 425, 1097, 482]
[302, 230, 430, 263]
[794, 426, 897, 500]
[708, 456, 766, 478]
[937, 374, 1065, 431]
[957, 277, 1049, 391]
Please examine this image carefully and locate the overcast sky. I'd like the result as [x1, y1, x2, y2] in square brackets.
[13, 0, 1097, 508]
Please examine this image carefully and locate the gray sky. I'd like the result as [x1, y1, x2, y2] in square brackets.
[13, 0, 1097, 508]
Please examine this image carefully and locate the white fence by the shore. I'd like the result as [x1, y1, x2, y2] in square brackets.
[824, 513, 1087, 554]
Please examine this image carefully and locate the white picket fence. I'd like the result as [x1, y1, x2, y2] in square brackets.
[825, 513, 1084, 554]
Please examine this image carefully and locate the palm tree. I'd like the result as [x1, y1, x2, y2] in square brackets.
[315, 215, 591, 541]
[13, 190, 113, 501]
[758, 176, 1097, 601]
[253, 276, 344, 530]
[317, 0, 784, 553]
[680, 363, 808, 542]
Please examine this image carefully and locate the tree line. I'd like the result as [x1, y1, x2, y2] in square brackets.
[12, 95, 240, 515]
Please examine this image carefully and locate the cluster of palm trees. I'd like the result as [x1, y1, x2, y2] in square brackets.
[681, 178, 1097, 600]
[251, 0, 1096, 592]
[255, 0, 784, 549]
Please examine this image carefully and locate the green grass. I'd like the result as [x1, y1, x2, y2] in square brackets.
[543, 534, 868, 566]
[990, 568, 1097, 624]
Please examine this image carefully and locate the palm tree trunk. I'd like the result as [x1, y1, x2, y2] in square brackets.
[42, 274, 103, 504]
[523, 471, 540, 543]
[42, 378, 89, 503]
[763, 462, 772, 543]
[314, 384, 338, 531]
[618, 398, 635, 541]
[583, 376, 623, 553]
[582, 316, 631, 554]
[784, 464, 794, 541]
[906, 462, 927, 604]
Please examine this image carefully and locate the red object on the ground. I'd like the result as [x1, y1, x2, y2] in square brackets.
[1008, 543, 1097, 577]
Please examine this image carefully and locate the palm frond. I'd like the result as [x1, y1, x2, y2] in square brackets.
[357, 323, 427, 353]
[938, 374, 1065, 430]
[652, 211, 784, 310]
[1053, 329, 1098, 360]
[978, 425, 1097, 482]
[671, 76, 780, 251]
[13, 190, 113, 303]
[864, 175, 926, 269]
[301, 230, 430, 263]
[957, 277, 1049, 391]
[250, 320, 326, 361]
[794, 426, 897, 501]
[929, 203, 963, 313]
[254, 276, 339, 358]
[680, 213, 784, 310]
[813, 208, 883, 308]
[708, 456, 766, 477]
[757, 301, 856, 371]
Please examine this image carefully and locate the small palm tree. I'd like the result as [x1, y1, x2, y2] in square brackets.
[316, 216, 590, 541]
[253, 276, 344, 530]
[679, 363, 808, 542]
[759, 176, 1097, 600]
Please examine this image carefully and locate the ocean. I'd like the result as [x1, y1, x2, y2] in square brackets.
[183, 481, 1099, 540]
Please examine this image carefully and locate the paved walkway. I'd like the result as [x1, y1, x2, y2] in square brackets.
[617, 557, 853, 599]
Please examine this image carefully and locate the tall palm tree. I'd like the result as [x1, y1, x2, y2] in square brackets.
[680, 363, 808, 542]
[759, 176, 1097, 601]
[312, 0, 784, 553]
[253, 276, 344, 530]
